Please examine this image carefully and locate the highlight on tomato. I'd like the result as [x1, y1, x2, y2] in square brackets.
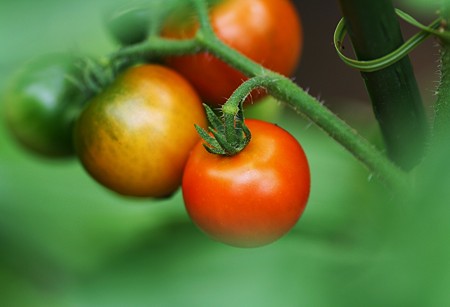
[3, 53, 86, 158]
[162, 0, 303, 106]
[182, 119, 311, 247]
[74, 64, 207, 198]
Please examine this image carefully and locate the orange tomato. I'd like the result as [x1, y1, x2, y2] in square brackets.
[74, 64, 206, 197]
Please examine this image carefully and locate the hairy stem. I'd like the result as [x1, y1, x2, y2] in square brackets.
[116, 37, 201, 59]
[433, 6, 450, 142]
[266, 73, 408, 188]
[221, 72, 408, 187]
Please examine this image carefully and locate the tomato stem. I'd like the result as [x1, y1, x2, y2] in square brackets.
[195, 102, 251, 155]
[261, 74, 410, 188]
[217, 73, 409, 188]
[115, 37, 201, 59]
[432, 6, 450, 144]
[191, 0, 216, 37]
[196, 77, 268, 155]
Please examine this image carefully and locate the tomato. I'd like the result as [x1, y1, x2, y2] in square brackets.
[3, 53, 86, 157]
[162, 0, 303, 106]
[74, 64, 206, 198]
[182, 119, 310, 247]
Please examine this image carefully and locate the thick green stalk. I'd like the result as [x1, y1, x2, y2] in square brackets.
[338, 0, 428, 170]
[262, 74, 409, 189]
[433, 48, 450, 141]
[115, 37, 200, 58]
[220, 73, 409, 188]
[192, 0, 267, 78]
[433, 6, 450, 142]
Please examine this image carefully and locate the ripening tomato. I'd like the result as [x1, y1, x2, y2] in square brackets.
[3, 53, 86, 157]
[74, 64, 207, 198]
[162, 0, 303, 106]
[182, 119, 310, 247]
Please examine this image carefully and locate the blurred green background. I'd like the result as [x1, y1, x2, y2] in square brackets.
[1, 0, 449, 306]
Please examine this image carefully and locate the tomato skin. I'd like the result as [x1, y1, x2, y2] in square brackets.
[3, 53, 85, 157]
[182, 119, 310, 247]
[74, 64, 207, 198]
[162, 0, 303, 106]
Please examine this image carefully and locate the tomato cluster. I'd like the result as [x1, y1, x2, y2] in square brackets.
[3, 0, 309, 247]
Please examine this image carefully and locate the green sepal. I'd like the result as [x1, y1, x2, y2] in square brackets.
[196, 102, 251, 156]
[195, 124, 221, 149]
[210, 127, 237, 155]
[203, 104, 225, 133]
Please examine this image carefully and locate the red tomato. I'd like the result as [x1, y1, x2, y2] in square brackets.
[162, 0, 303, 106]
[182, 119, 310, 247]
[74, 64, 207, 198]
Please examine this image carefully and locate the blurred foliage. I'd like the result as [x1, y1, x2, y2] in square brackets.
[396, 0, 441, 13]
[1, 0, 449, 306]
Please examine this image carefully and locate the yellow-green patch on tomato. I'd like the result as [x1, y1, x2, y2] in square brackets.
[74, 64, 207, 198]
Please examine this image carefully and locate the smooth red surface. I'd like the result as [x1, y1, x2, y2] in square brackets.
[182, 119, 310, 247]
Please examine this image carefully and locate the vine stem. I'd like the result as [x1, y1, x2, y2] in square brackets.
[433, 5, 450, 143]
[114, 0, 409, 188]
[229, 75, 409, 188]
[114, 37, 200, 58]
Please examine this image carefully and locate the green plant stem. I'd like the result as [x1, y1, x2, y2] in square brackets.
[228, 74, 409, 188]
[433, 48, 450, 141]
[338, 0, 428, 171]
[433, 5, 450, 143]
[192, 0, 266, 78]
[115, 37, 201, 59]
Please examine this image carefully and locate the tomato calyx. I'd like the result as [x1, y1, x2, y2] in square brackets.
[195, 103, 251, 156]
[194, 76, 275, 156]
[76, 56, 130, 96]
[69, 55, 148, 105]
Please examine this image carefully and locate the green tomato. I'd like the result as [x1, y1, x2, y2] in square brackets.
[3, 53, 86, 158]
[104, 6, 151, 46]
